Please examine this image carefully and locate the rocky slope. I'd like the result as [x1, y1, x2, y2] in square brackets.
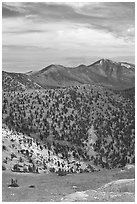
[2, 125, 98, 174]
[2, 71, 42, 92]
[61, 177, 135, 202]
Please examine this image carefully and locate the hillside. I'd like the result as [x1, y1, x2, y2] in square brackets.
[114, 87, 135, 102]
[2, 84, 135, 169]
[2, 59, 135, 91]
[2, 124, 97, 174]
[2, 71, 42, 92]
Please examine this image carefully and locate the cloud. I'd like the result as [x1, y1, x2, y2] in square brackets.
[2, 3, 25, 18]
[3, 28, 46, 34]
[2, 2, 135, 71]
[69, 2, 135, 41]
[2, 2, 135, 42]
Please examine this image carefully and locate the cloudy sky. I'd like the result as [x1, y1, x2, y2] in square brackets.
[2, 2, 135, 72]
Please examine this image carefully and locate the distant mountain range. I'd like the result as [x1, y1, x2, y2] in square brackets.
[2, 59, 135, 91]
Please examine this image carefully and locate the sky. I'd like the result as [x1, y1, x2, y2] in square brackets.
[2, 2, 135, 73]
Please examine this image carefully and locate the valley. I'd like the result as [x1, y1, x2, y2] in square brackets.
[2, 59, 135, 202]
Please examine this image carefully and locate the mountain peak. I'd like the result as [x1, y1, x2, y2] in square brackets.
[89, 58, 119, 67]
[100, 58, 118, 64]
[40, 64, 65, 73]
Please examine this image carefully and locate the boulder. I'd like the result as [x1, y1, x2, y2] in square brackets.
[98, 179, 135, 193]
[8, 178, 19, 188]
[29, 185, 35, 188]
[12, 164, 23, 172]
[125, 164, 135, 170]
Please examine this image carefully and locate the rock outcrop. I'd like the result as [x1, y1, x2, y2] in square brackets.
[61, 178, 135, 202]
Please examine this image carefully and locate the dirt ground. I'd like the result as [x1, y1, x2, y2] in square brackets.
[2, 167, 135, 202]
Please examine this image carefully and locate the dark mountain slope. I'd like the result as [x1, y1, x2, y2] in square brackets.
[87, 59, 135, 89]
[2, 59, 135, 91]
[29, 59, 135, 90]
[30, 64, 84, 88]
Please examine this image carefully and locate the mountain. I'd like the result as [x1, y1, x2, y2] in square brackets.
[29, 59, 135, 90]
[29, 64, 84, 88]
[87, 59, 135, 88]
[2, 59, 135, 91]
[2, 71, 42, 91]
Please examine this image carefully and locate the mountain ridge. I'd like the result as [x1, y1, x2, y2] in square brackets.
[2, 59, 135, 91]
